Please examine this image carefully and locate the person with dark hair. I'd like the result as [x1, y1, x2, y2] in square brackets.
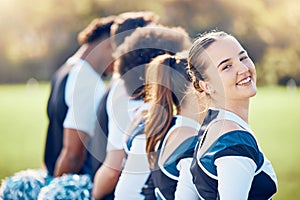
[44, 15, 115, 179]
[110, 11, 159, 50]
[144, 52, 204, 200]
[93, 25, 191, 200]
[91, 12, 159, 200]
[187, 30, 278, 199]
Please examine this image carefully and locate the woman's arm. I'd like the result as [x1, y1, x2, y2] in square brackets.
[54, 128, 89, 177]
[92, 149, 125, 199]
[175, 158, 199, 200]
[215, 156, 256, 200]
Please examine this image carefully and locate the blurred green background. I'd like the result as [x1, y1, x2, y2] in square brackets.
[0, 0, 300, 85]
[0, 0, 300, 199]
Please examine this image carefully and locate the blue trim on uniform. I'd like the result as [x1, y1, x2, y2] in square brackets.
[155, 188, 166, 200]
[163, 136, 198, 177]
[200, 130, 264, 176]
[150, 117, 181, 200]
[126, 121, 145, 151]
[191, 108, 277, 200]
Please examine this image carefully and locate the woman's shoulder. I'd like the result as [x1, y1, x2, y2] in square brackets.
[199, 120, 259, 157]
[158, 128, 198, 179]
[207, 120, 257, 147]
[159, 126, 198, 167]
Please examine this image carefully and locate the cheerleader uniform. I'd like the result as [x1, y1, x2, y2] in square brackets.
[151, 115, 201, 200]
[114, 103, 150, 200]
[191, 108, 278, 200]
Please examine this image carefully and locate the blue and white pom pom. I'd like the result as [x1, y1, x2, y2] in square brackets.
[38, 174, 93, 200]
[0, 169, 51, 200]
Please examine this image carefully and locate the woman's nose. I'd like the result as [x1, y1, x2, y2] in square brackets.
[236, 61, 249, 75]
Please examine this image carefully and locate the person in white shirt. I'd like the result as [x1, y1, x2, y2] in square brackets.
[44, 15, 115, 179]
[106, 26, 191, 200]
[92, 11, 160, 200]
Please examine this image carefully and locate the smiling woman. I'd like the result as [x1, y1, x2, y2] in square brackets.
[187, 30, 278, 199]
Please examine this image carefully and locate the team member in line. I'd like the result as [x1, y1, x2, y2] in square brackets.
[94, 26, 191, 200]
[0, 15, 117, 200]
[92, 11, 160, 200]
[187, 30, 278, 199]
[44, 16, 115, 179]
[144, 53, 204, 200]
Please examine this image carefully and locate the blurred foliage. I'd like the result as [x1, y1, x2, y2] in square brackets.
[0, 0, 299, 85]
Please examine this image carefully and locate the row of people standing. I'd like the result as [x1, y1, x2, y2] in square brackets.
[44, 10, 279, 200]
[0, 10, 278, 200]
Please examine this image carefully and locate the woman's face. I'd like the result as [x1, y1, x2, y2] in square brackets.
[203, 36, 257, 104]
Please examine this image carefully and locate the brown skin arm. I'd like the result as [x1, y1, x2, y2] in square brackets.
[54, 128, 89, 177]
[92, 149, 125, 199]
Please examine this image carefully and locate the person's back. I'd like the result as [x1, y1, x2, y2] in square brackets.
[44, 61, 74, 176]
[110, 27, 192, 200]
[91, 11, 160, 200]
[144, 54, 202, 200]
[44, 15, 115, 178]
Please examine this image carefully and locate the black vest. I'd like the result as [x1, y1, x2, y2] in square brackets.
[87, 88, 110, 177]
[92, 87, 115, 200]
[44, 63, 111, 180]
[149, 117, 177, 200]
[44, 63, 72, 176]
[44, 62, 114, 199]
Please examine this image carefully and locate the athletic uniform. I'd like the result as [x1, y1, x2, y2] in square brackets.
[114, 102, 150, 200]
[106, 79, 144, 152]
[191, 108, 278, 200]
[44, 58, 106, 177]
[151, 115, 201, 200]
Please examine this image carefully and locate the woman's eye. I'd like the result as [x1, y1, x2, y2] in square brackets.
[240, 56, 248, 61]
[222, 64, 231, 70]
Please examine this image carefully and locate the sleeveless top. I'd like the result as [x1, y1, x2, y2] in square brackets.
[44, 59, 107, 179]
[191, 108, 278, 200]
[152, 115, 201, 200]
[87, 88, 111, 178]
[44, 62, 72, 176]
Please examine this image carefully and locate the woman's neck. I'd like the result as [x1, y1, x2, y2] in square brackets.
[212, 99, 250, 123]
[180, 93, 205, 124]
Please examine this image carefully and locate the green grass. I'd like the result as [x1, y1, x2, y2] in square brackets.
[249, 86, 300, 199]
[0, 83, 50, 181]
[0, 84, 299, 199]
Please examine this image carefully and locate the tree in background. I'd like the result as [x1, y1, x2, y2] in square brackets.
[0, 0, 299, 85]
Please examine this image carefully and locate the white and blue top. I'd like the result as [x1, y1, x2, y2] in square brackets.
[151, 115, 201, 200]
[114, 104, 150, 200]
[191, 108, 278, 200]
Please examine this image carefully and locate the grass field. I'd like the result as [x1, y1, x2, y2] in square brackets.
[0, 83, 299, 199]
[0, 83, 50, 181]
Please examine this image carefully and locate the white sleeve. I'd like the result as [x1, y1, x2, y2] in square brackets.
[114, 134, 150, 200]
[63, 61, 105, 137]
[106, 80, 131, 151]
[174, 158, 199, 200]
[106, 79, 145, 152]
[215, 156, 256, 200]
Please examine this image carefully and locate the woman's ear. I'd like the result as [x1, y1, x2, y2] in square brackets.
[198, 80, 214, 94]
